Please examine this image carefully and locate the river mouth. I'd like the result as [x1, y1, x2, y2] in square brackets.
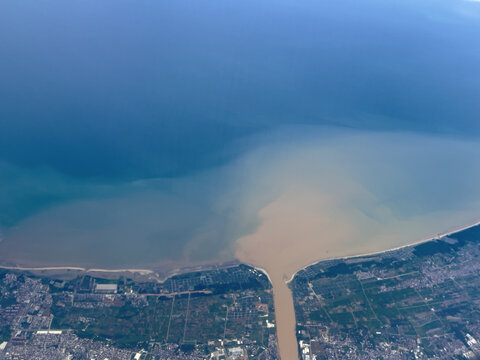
[235, 184, 480, 360]
[2, 131, 480, 360]
[1, 0, 480, 356]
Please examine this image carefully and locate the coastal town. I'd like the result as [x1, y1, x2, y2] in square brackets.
[0, 265, 278, 360]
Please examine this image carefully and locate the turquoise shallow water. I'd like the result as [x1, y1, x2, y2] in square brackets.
[0, 0, 479, 267]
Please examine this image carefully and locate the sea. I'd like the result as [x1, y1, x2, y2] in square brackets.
[0, 0, 480, 270]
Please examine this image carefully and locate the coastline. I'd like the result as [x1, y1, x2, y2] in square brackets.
[2, 218, 480, 360]
[2, 218, 479, 285]
[285, 218, 480, 284]
[0, 265, 153, 274]
[0, 259, 242, 284]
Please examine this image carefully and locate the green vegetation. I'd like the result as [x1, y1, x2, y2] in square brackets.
[50, 266, 276, 351]
[0, 295, 16, 308]
[292, 224, 480, 359]
[0, 264, 279, 359]
[0, 325, 10, 342]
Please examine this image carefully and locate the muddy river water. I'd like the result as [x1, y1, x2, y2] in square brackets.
[235, 188, 480, 360]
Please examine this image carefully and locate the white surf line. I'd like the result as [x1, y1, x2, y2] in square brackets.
[86, 268, 154, 275]
[0, 264, 155, 275]
[0, 265, 86, 271]
[286, 218, 480, 284]
[3, 218, 479, 284]
[0, 260, 243, 283]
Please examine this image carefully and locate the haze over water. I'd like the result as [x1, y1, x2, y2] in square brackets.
[1, 0, 480, 358]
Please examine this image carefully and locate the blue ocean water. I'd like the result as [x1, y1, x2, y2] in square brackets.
[0, 0, 479, 267]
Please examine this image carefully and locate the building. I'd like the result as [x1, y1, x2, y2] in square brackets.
[95, 283, 118, 293]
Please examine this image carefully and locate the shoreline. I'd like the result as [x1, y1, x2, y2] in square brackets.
[0, 265, 153, 274]
[0, 259, 241, 283]
[249, 265, 273, 284]
[285, 218, 480, 284]
[2, 218, 480, 360]
[1, 218, 479, 286]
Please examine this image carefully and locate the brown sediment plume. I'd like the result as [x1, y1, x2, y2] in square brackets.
[235, 188, 356, 360]
[235, 185, 480, 360]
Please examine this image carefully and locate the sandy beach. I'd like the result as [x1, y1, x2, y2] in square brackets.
[0, 259, 242, 283]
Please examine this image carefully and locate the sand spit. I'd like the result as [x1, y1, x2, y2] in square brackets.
[0, 259, 242, 283]
[0, 264, 153, 275]
[0, 265, 159, 281]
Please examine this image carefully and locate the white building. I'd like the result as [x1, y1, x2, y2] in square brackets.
[95, 283, 118, 293]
